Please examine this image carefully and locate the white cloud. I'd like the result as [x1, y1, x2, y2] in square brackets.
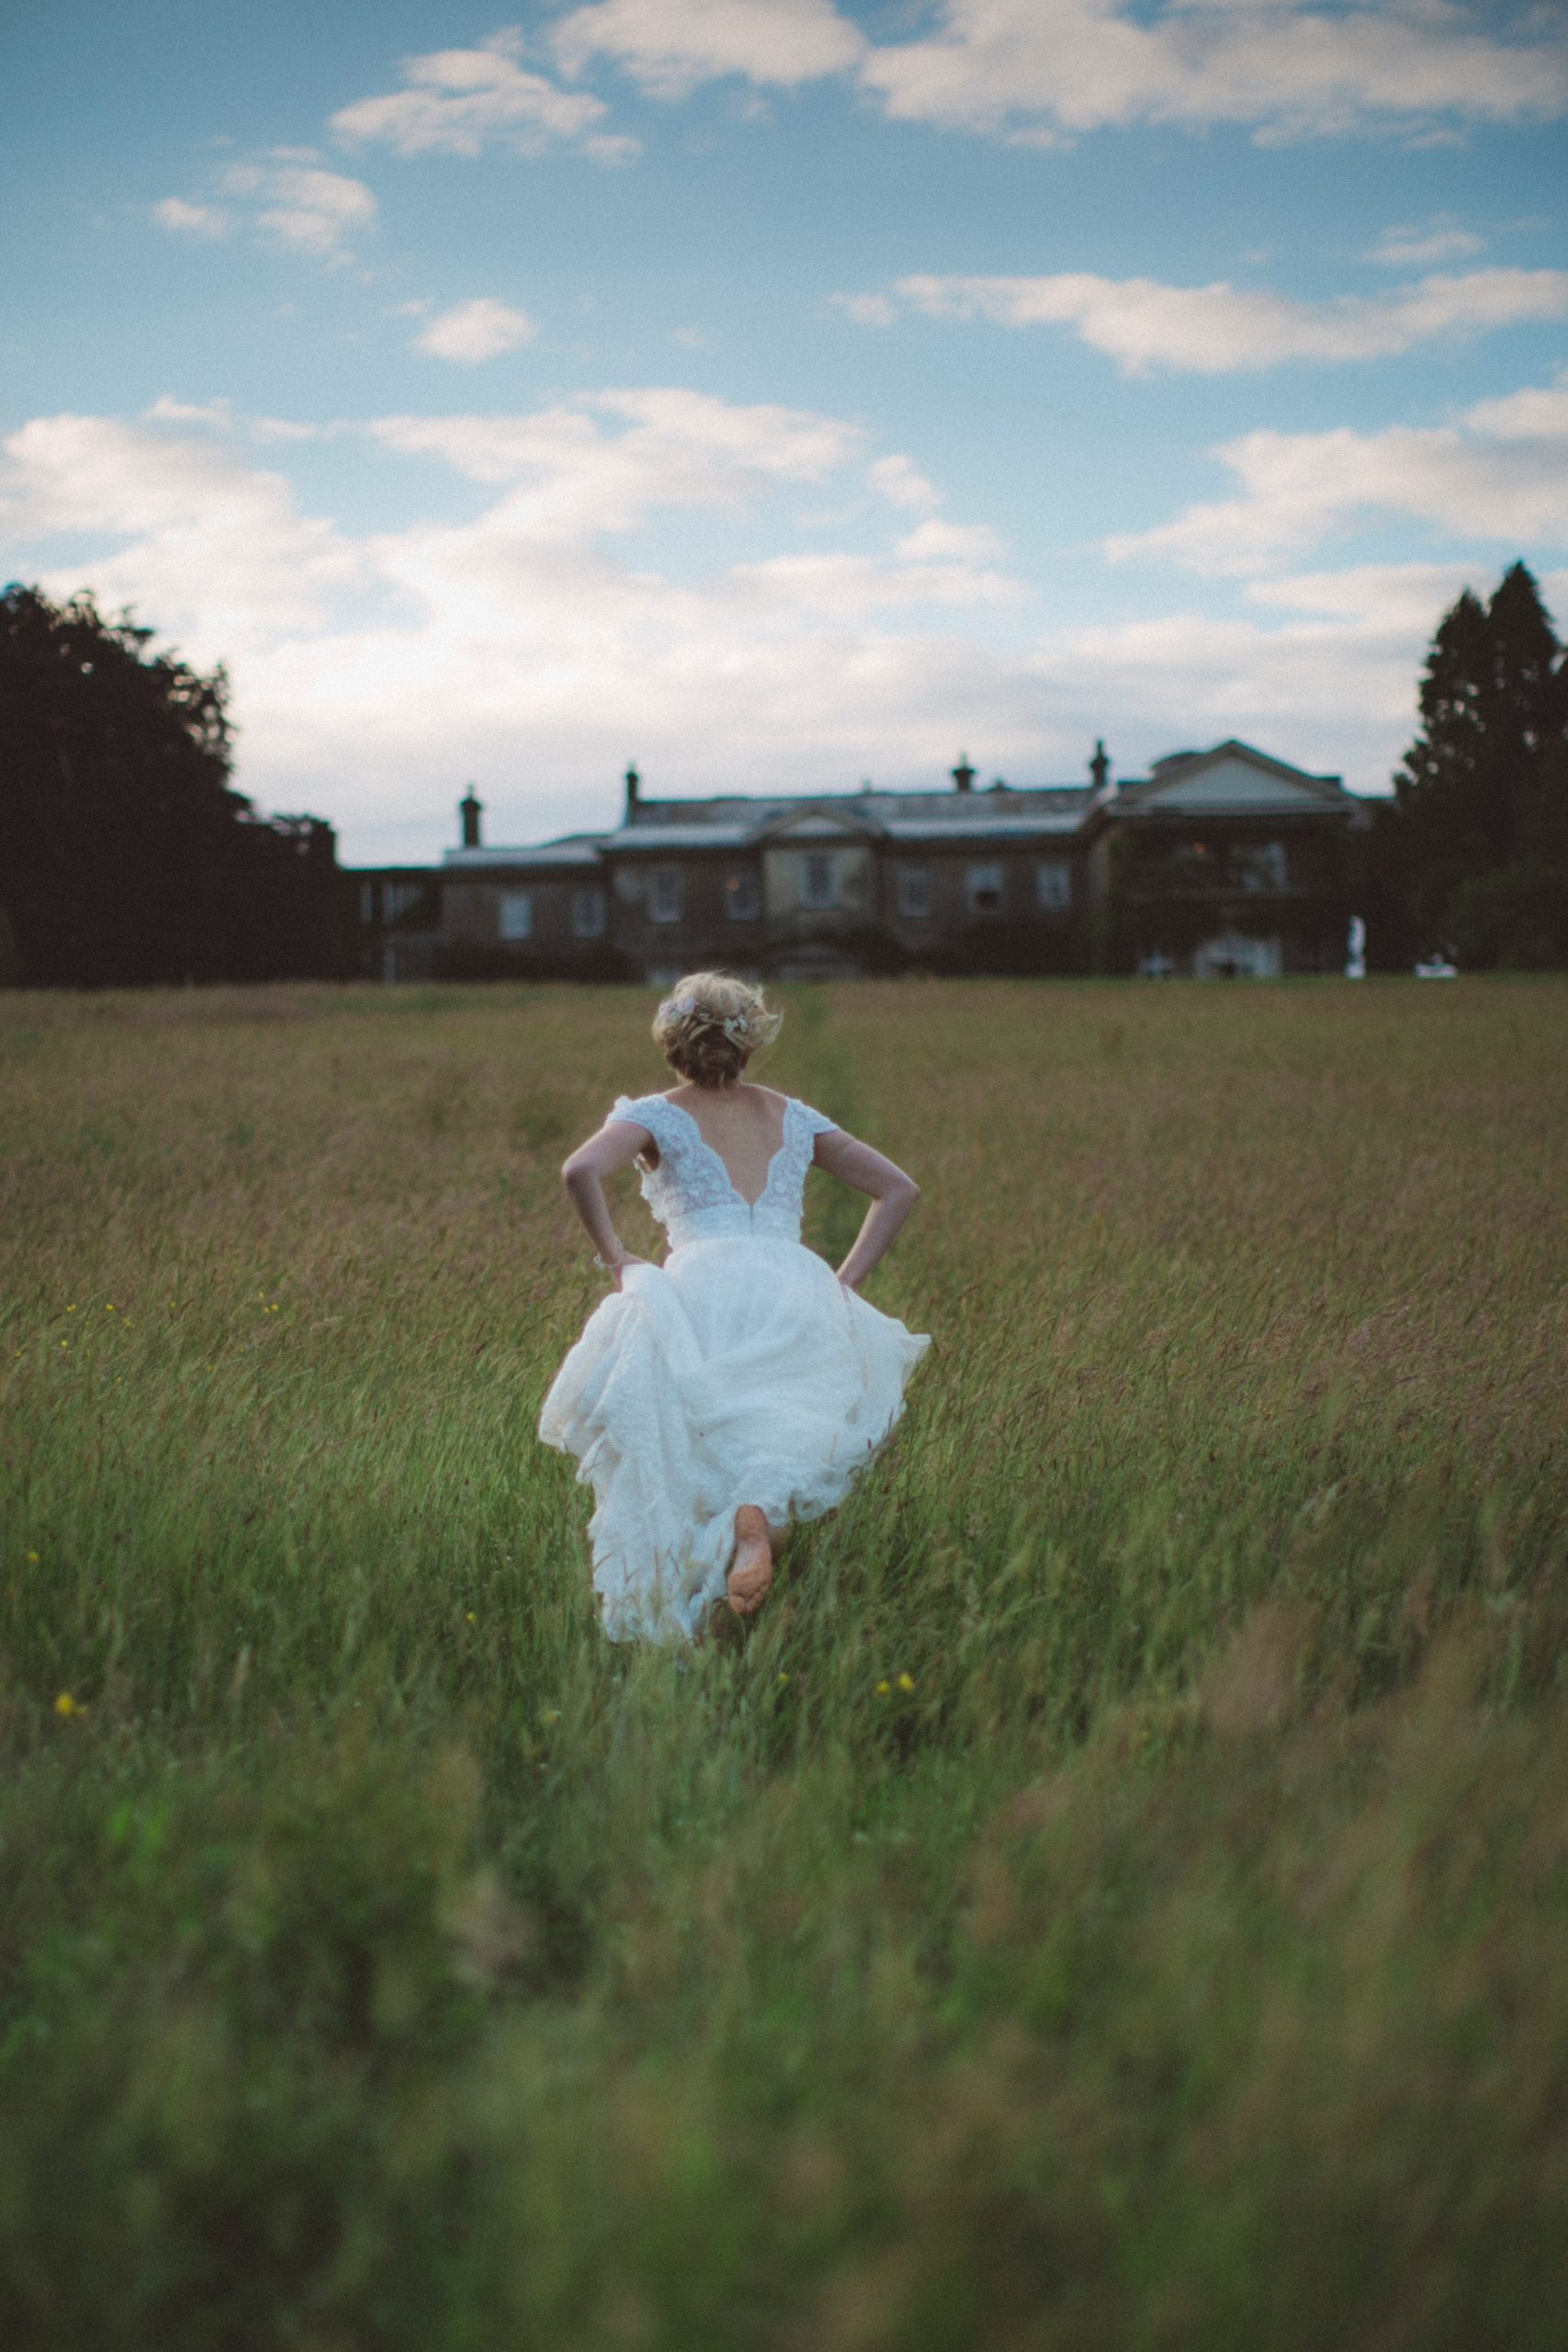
[844, 266, 1568, 374]
[1245, 561, 1483, 627]
[869, 453, 942, 512]
[1048, 586, 1430, 774]
[152, 196, 228, 240]
[8, 395, 1557, 856]
[837, 290, 897, 328]
[1369, 219, 1484, 268]
[1462, 371, 1568, 441]
[0, 392, 1038, 848]
[315, 4, 1568, 179]
[218, 154, 378, 259]
[729, 512, 1017, 616]
[368, 388, 863, 541]
[156, 153, 377, 262]
[1108, 377, 1568, 573]
[331, 27, 626, 159]
[728, 548, 1020, 616]
[143, 396, 320, 445]
[857, 0, 1568, 144]
[414, 299, 539, 364]
[0, 413, 361, 653]
[483, 0, 1568, 145]
[550, 0, 867, 99]
[894, 517, 1004, 563]
[144, 395, 236, 429]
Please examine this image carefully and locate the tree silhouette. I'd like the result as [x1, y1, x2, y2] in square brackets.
[0, 583, 349, 986]
[1375, 563, 1568, 967]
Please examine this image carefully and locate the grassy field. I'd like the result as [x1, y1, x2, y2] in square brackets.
[2, 975, 1566, 2350]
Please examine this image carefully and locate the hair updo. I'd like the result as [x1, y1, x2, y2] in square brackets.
[651, 971, 783, 1089]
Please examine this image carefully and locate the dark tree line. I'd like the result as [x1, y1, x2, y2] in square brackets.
[0, 583, 350, 987]
[1371, 562, 1568, 968]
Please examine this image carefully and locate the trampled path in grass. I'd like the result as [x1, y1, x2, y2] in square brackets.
[1, 978, 1565, 2348]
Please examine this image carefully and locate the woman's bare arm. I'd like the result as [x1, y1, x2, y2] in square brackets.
[813, 1129, 921, 1293]
[559, 1121, 651, 1288]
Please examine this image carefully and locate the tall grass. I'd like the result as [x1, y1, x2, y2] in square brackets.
[1, 977, 1565, 2349]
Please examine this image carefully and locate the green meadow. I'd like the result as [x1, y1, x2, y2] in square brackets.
[2, 976, 1565, 2350]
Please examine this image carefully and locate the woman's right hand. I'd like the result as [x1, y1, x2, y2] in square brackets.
[609, 1253, 650, 1291]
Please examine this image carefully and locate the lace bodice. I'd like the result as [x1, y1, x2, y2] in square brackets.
[607, 1091, 840, 1248]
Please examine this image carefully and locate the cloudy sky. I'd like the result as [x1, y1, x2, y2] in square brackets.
[4, 1, 1566, 862]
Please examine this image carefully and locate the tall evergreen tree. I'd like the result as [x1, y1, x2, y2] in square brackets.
[0, 583, 349, 987]
[1479, 562, 1563, 867]
[1382, 563, 1568, 966]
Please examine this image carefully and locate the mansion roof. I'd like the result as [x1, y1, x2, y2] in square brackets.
[439, 741, 1360, 873]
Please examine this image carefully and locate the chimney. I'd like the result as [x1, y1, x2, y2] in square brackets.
[625, 761, 641, 820]
[1089, 739, 1110, 793]
[459, 786, 482, 848]
[952, 753, 975, 794]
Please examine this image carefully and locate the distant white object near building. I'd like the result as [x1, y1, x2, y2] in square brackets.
[1415, 955, 1459, 979]
[1345, 914, 1366, 979]
[1193, 930, 1281, 979]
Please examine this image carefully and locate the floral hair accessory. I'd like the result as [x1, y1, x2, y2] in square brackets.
[667, 994, 748, 1042]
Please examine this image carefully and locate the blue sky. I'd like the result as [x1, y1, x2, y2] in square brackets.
[3, 0, 1565, 863]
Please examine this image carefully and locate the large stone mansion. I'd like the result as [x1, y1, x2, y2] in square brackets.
[350, 740, 1370, 983]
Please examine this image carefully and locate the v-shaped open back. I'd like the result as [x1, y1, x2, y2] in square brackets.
[606, 1091, 840, 1248]
[660, 1095, 790, 1211]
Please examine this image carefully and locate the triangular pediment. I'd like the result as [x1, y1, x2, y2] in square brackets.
[751, 801, 885, 843]
[1134, 741, 1348, 814]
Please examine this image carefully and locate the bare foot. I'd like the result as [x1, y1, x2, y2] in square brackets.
[727, 1505, 773, 1618]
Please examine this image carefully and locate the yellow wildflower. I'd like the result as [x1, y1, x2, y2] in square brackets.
[876, 1679, 891, 1697]
[777, 1670, 790, 1685]
[466, 1611, 477, 1623]
[543, 1708, 561, 1724]
[53, 1692, 85, 1718]
[26, 1550, 39, 1564]
[897, 1672, 915, 1693]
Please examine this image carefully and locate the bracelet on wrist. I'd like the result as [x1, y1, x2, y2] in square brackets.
[592, 1251, 624, 1272]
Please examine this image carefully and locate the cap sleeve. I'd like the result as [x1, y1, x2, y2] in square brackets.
[795, 1100, 841, 1137]
[607, 1093, 660, 1131]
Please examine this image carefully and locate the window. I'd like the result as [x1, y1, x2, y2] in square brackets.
[499, 889, 534, 941]
[725, 870, 759, 922]
[382, 881, 428, 927]
[799, 852, 835, 910]
[649, 866, 684, 923]
[1231, 842, 1288, 894]
[359, 882, 376, 927]
[966, 861, 1004, 913]
[897, 865, 931, 921]
[571, 888, 606, 939]
[1035, 861, 1072, 911]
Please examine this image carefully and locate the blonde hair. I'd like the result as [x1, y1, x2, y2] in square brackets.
[652, 971, 783, 1089]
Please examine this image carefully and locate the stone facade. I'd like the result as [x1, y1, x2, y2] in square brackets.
[347, 741, 1371, 982]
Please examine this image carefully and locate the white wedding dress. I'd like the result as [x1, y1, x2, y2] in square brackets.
[539, 1092, 931, 1645]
